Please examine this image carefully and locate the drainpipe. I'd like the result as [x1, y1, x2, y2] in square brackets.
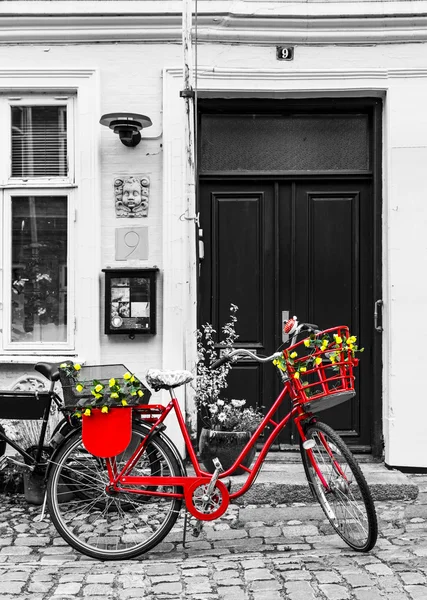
[181, 0, 198, 439]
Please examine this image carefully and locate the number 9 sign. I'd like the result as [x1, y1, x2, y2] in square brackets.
[276, 46, 294, 61]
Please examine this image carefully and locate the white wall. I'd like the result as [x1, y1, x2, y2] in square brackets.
[1, 33, 427, 465]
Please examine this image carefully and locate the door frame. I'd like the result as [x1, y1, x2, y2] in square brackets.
[162, 66, 392, 458]
[196, 97, 383, 457]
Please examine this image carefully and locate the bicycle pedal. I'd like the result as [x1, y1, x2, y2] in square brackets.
[192, 522, 204, 537]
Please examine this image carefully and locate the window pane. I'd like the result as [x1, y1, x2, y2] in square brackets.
[11, 106, 67, 177]
[200, 114, 370, 172]
[11, 196, 68, 343]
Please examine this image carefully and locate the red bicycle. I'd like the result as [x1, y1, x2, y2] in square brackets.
[46, 318, 378, 560]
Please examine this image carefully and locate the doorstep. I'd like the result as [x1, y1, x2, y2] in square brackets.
[191, 455, 419, 505]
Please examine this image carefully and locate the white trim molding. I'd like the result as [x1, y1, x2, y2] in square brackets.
[0, 68, 101, 365]
[163, 63, 427, 468]
[2, 1, 427, 45]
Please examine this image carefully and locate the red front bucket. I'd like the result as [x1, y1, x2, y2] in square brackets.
[82, 407, 132, 458]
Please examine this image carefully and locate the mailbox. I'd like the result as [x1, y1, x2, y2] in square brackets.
[102, 268, 158, 335]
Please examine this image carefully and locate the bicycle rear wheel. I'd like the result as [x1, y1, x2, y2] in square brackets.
[300, 420, 377, 552]
[47, 424, 183, 560]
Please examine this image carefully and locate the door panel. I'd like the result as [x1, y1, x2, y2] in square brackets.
[200, 178, 374, 449]
[289, 182, 373, 445]
[199, 183, 276, 422]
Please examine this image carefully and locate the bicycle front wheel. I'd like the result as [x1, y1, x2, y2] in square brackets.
[47, 424, 183, 560]
[300, 420, 377, 552]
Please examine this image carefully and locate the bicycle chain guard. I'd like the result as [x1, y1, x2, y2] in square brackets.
[184, 479, 230, 521]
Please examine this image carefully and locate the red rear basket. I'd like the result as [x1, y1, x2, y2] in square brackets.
[283, 326, 358, 413]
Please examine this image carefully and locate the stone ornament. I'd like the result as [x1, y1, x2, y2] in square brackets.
[114, 175, 150, 218]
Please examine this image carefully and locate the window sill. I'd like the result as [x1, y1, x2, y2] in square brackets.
[0, 354, 79, 364]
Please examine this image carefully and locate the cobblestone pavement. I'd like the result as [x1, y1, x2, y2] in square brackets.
[0, 474, 425, 600]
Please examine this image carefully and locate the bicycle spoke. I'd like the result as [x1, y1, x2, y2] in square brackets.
[47, 426, 182, 560]
[300, 420, 377, 552]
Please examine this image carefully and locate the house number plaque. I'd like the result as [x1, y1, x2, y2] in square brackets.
[276, 46, 294, 61]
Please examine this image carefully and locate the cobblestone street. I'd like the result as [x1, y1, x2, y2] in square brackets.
[0, 474, 425, 599]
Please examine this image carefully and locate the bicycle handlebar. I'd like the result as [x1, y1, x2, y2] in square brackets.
[211, 349, 283, 369]
[210, 319, 321, 370]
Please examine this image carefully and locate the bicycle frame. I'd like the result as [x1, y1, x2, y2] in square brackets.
[105, 378, 333, 519]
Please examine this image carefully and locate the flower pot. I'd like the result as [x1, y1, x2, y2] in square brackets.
[198, 428, 256, 475]
[23, 470, 46, 505]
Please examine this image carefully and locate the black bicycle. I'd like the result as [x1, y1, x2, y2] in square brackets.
[0, 362, 78, 504]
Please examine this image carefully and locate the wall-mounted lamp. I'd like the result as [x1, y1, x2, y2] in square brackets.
[99, 112, 152, 147]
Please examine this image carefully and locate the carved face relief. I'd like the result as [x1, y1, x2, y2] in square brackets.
[114, 176, 150, 218]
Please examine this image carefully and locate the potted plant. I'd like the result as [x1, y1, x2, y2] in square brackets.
[195, 304, 262, 474]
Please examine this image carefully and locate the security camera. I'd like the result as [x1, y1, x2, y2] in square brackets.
[99, 112, 153, 147]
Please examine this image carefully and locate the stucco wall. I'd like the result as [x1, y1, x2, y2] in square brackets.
[0, 31, 427, 465]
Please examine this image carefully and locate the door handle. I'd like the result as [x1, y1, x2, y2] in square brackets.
[282, 310, 289, 343]
[374, 299, 383, 332]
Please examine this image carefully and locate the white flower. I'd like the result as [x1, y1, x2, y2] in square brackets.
[217, 399, 225, 406]
[209, 405, 218, 414]
[217, 412, 227, 422]
[231, 399, 246, 408]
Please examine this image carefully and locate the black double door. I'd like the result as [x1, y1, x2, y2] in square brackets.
[199, 177, 379, 450]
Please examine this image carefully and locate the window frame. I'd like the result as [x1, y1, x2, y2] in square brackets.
[0, 94, 75, 187]
[2, 187, 75, 352]
[0, 93, 76, 354]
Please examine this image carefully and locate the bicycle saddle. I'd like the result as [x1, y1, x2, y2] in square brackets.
[34, 362, 60, 382]
[146, 369, 193, 391]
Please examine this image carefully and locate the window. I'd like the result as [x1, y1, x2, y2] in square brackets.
[11, 195, 68, 344]
[0, 95, 75, 352]
[11, 105, 67, 178]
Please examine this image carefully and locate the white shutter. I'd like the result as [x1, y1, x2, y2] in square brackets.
[11, 105, 67, 178]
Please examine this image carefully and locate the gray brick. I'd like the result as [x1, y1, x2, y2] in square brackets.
[285, 580, 317, 600]
[353, 589, 384, 600]
[151, 581, 183, 594]
[0, 582, 26, 594]
[244, 568, 275, 581]
[319, 584, 350, 600]
[405, 586, 427, 600]
[205, 528, 247, 540]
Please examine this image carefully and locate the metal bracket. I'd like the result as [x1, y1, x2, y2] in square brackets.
[180, 89, 195, 99]
[374, 299, 383, 332]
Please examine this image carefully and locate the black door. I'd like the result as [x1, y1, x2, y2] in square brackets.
[198, 100, 382, 453]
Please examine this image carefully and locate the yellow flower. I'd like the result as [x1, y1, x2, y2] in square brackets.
[110, 392, 119, 399]
[131, 391, 137, 396]
[300, 366, 307, 373]
[74, 364, 81, 371]
[76, 384, 84, 393]
[84, 408, 91, 416]
[95, 384, 103, 393]
[91, 389, 102, 398]
[123, 372, 131, 380]
[290, 351, 298, 359]
[121, 399, 128, 406]
[60, 363, 67, 369]
[334, 335, 342, 344]
[137, 390, 144, 397]
[109, 378, 116, 387]
[349, 336, 357, 343]
[101, 406, 109, 414]
[303, 339, 310, 347]
[315, 357, 322, 365]
[293, 372, 300, 379]
[130, 375, 136, 383]
[75, 411, 82, 418]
